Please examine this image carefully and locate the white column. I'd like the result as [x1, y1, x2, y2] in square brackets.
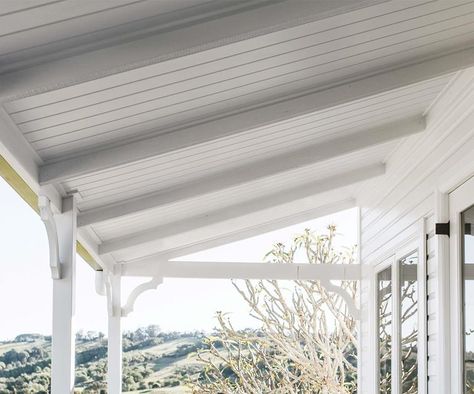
[435, 190, 450, 394]
[51, 195, 77, 394]
[107, 270, 123, 394]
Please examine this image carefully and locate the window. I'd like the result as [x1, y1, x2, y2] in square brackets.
[377, 248, 423, 394]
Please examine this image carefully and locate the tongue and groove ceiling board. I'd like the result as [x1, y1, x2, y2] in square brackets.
[0, 0, 473, 268]
[5, 0, 474, 160]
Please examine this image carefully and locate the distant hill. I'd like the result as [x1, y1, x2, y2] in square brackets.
[0, 326, 210, 393]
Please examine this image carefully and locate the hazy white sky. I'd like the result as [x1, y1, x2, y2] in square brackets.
[0, 177, 357, 340]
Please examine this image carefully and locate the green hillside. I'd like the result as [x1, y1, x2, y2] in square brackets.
[0, 327, 209, 393]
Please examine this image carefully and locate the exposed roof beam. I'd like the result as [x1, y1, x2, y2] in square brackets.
[118, 198, 356, 264]
[39, 47, 474, 185]
[0, 0, 361, 94]
[0, 0, 281, 75]
[98, 163, 384, 255]
[121, 260, 361, 281]
[78, 116, 421, 227]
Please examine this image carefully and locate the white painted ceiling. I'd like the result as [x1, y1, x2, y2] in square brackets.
[0, 0, 473, 268]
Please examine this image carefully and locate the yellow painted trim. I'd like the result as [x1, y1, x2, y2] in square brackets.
[0, 154, 101, 271]
[76, 242, 101, 270]
[0, 155, 39, 213]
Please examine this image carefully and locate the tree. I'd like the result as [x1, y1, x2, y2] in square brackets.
[192, 226, 358, 394]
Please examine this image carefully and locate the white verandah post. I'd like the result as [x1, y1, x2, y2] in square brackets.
[107, 269, 123, 394]
[51, 195, 77, 394]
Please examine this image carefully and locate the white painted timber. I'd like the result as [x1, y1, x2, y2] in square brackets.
[447, 177, 474, 393]
[36, 42, 474, 184]
[0, 108, 62, 212]
[51, 195, 77, 394]
[0, 109, 109, 269]
[435, 191, 450, 394]
[0, 0, 294, 74]
[121, 260, 361, 281]
[0, 0, 366, 92]
[77, 115, 419, 226]
[121, 276, 163, 317]
[98, 163, 384, 254]
[106, 270, 122, 394]
[356, 69, 474, 392]
[65, 83, 437, 213]
[117, 198, 356, 263]
[38, 195, 62, 278]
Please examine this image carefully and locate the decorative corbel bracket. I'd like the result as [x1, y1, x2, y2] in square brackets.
[102, 268, 119, 317]
[319, 279, 360, 320]
[95, 270, 106, 296]
[38, 195, 61, 279]
[97, 267, 163, 317]
[121, 275, 163, 317]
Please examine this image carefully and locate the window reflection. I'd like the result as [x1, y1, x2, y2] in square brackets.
[378, 267, 392, 393]
[462, 206, 474, 393]
[400, 252, 418, 393]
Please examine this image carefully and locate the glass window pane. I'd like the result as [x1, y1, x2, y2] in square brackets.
[400, 252, 418, 393]
[462, 206, 474, 392]
[378, 267, 392, 393]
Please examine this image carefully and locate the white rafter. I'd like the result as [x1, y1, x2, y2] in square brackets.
[78, 116, 420, 227]
[116, 198, 356, 264]
[36, 45, 474, 185]
[98, 163, 384, 255]
[0, 0, 360, 97]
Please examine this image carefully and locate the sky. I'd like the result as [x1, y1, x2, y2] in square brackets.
[0, 177, 357, 340]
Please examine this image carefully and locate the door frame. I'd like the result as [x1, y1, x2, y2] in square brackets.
[449, 175, 474, 393]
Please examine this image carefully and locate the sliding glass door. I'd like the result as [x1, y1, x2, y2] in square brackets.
[449, 175, 474, 393]
[462, 206, 474, 392]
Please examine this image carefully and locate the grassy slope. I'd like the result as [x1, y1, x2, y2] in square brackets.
[1, 334, 204, 393]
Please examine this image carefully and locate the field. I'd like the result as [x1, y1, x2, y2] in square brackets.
[0, 329, 210, 393]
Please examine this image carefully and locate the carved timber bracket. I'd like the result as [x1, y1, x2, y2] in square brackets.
[95, 268, 119, 316]
[121, 276, 163, 317]
[319, 279, 360, 320]
[38, 196, 61, 279]
[97, 268, 163, 317]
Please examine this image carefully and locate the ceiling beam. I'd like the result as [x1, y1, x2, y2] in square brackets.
[0, 0, 282, 75]
[98, 163, 384, 255]
[1, 0, 361, 96]
[115, 198, 356, 264]
[78, 116, 421, 227]
[121, 260, 361, 280]
[38, 47, 474, 185]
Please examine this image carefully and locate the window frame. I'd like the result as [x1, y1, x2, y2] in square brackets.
[460, 205, 474, 392]
[374, 228, 428, 394]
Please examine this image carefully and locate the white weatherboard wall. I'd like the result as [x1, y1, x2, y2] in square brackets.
[357, 68, 474, 394]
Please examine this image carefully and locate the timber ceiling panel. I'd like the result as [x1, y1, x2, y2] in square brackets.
[89, 141, 396, 241]
[0, 0, 472, 266]
[0, 0, 266, 73]
[4, 1, 473, 160]
[61, 74, 449, 212]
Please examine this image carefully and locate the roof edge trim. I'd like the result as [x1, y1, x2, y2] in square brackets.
[0, 154, 101, 271]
